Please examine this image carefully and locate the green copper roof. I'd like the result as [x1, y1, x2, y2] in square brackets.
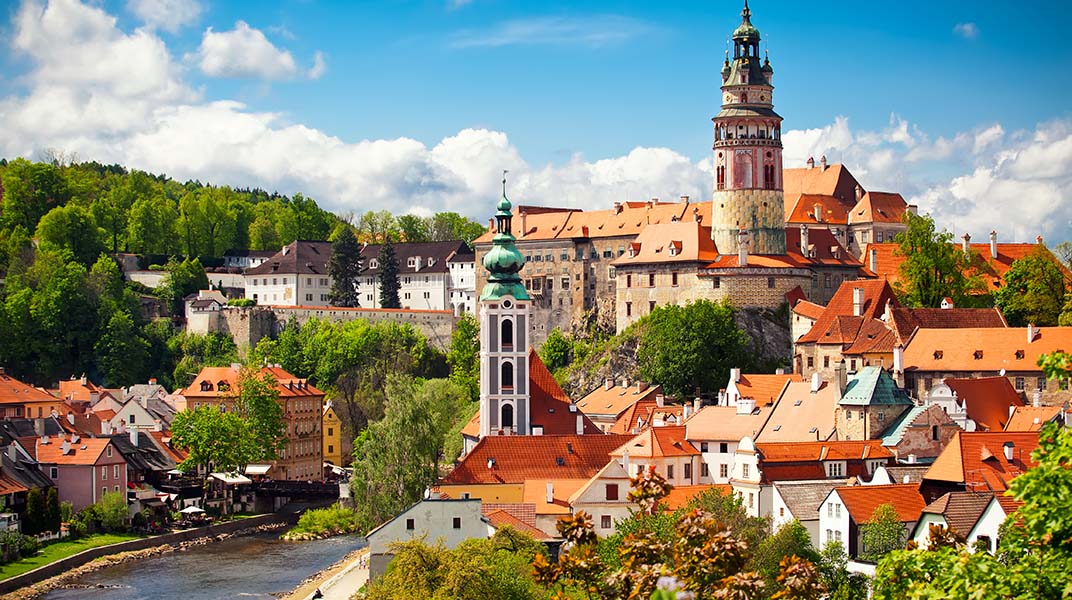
[733, 1, 761, 41]
[881, 406, 928, 446]
[840, 366, 914, 407]
[481, 185, 531, 302]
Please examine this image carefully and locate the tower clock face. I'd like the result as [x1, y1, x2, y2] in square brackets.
[724, 93, 733, 103]
[759, 94, 767, 102]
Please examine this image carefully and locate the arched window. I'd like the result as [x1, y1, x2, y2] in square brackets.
[501, 319, 514, 349]
[501, 404, 514, 430]
[501, 361, 514, 390]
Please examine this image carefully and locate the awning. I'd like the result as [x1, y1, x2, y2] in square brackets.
[244, 464, 271, 476]
[166, 469, 184, 476]
[210, 472, 252, 485]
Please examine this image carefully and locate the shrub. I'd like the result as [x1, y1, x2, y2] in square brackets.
[283, 503, 360, 540]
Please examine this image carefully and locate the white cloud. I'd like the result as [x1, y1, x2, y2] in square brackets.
[449, 15, 654, 48]
[196, 20, 299, 80]
[3, 0, 1071, 247]
[126, 0, 203, 33]
[308, 51, 327, 80]
[953, 22, 979, 39]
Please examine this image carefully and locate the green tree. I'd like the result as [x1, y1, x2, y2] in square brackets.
[96, 311, 151, 386]
[637, 300, 752, 398]
[127, 195, 179, 255]
[538, 328, 572, 373]
[378, 237, 402, 308]
[171, 406, 258, 475]
[447, 313, 480, 402]
[817, 541, 868, 600]
[159, 257, 210, 315]
[1, 158, 69, 232]
[249, 214, 281, 250]
[91, 491, 131, 532]
[45, 487, 61, 533]
[35, 204, 105, 266]
[234, 368, 287, 461]
[281, 193, 332, 243]
[893, 213, 983, 307]
[396, 214, 430, 243]
[751, 520, 820, 593]
[860, 503, 905, 562]
[357, 210, 398, 243]
[328, 226, 362, 307]
[24, 488, 45, 535]
[994, 246, 1068, 326]
[428, 212, 487, 245]
[169, 331, 239, 388]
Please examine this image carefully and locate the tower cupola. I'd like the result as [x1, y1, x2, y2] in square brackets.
[480, 174, 530, 301]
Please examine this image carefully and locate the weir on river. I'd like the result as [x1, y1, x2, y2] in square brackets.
[43, 533, 367, 599]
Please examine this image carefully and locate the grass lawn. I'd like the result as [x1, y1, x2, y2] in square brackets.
[0, 533, 143, 581]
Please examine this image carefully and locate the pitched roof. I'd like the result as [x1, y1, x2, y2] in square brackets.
[610, 221, 718, 266]
[792, 301, 826, 321]
[107, 434, 174, 473]
[474, 200, 703, 245]
[576, 382, 663, 419]
[862, 241, 1067, 293]
[756, 380, 840, 443]
[684, 404, 772, 442]
[0, 371, 57, 405]
[361, 240, 472, 276]
[34, 437, 115, 466]
[736, 374, 802, 406]
[441, 434, 630, 485]
[522, 478, 588, 516]
[245, 240, 332, 276]
[797, 280, 899, 344]
[783, 164, 862, 209]
[774, 479, 855, 522]
[920, 492, 994, 535]
[923, 431, 1039, 493]
[848, 192, 908, 225]
[879, 405, 930, 447]
[839, 366, 913, 407]
[756, 440, 893, 463]
[786, 194, 851, 226]
[904, 327, 1072, 373]
[179, 365, 324, 399]
[1005, 405, 1066, 432]
[54, 377, 111, 404]
[834, 483, 925, 523]
[147, 430, 188, 463]
[528, 350, 601, 435]
[611, 426, 698, 459]
[878, 465, 931, 485]
[663, 484, 732, 510]
[943, 377, 1024, 432]
[887, 307, 1008, 343]
[841, 319, 898, 355]
[483, 509, 550, 540]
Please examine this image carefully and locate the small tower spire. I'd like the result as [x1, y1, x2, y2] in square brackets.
[742, 0, 751, 21]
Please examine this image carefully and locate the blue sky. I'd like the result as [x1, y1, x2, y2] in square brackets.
[1, 0, 1071, 241]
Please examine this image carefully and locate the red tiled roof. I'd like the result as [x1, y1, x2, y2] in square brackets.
[179, 365, 323, 399]
[441, 434, 630, 485]
[756, 440, 893, 462]
[888, 307, 1007, 343]
[848, 192, 908, 225]
[792, 300, 826, 321]
[663, 484, 732, 510]
[610, 222, 718, 266]
[904, 327, 1072, 373]
[0, 475, 28, 496]
[797, 280, 898, 344]
[736, 373, 802, 406]
[0, 371, 56, 405]
[835, 483, 925, 523]
[147, 430, 188, 462]
[842, 319, 898, 355]
[35, 437, 115, 466]
[577, 382, 662, 420]
[862, 242, 1068, 293]
[924, 431, 1039, 493]
[783, 164, 862, 209]
[921, 492, 994, 535]
[611, 426, 699, 459]
[786, 194, 851, 226]
[1005, 406, 1065, 432]
[474, 201, 703, 245]
[483, 509, 549, 539]
[943, 377, 1024, 432]
[481, 502, 536, 526]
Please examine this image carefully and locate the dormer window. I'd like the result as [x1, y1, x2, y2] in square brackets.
[974, 350, 984, 360]
[933, 350, 943, 360]
[370, 259, 379, 269]
[217, 381, 229, 392]
[628, 243, 641, 258]
[1015, 350, 1025, 359]
[199, 381, 213, 392]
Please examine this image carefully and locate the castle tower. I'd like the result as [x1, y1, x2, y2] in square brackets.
[711, 1, 786, 256]
[478, 177, 532, 438]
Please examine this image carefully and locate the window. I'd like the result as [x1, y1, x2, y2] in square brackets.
[713, 277, 720, 289]
[306, 293, 313, 301]
[700, 442, 709, 452]
[824, 356, 830, 368]
[1038, 376, 1047, 390]
[452, 517, 461, 529]
[101, 466, 108, 480]
[649, 301, 656, 313]
[742, 464, 750, 478]
[767, 277, 775, 289]
[114, 485, 120, 493]
[877, 231, 884, 243]
[50, 467, 58, 479]
[827, 503, 833, 517]
[807, 357, 814, 368]
[977, 535, 992, 552]
[282, 278, 287, 285]
[272, 278, 277, 285]
[501, 319, 514, 349]
[114, 465, 120, 479]
[601, 515, 612, 529]
[501, 403, 514, 430]
[826, 462, 844, 477]
[501, 362, 514, 390]
[748, 493, 754, 507]
[406, 518, 415, 530]
[779, 507, 785, 517]
[648, 273, 655, 287]
[103, 487, 108, 497]
[625, 302, 632, 317]
[835, 504, 841, 518]
[719, 464, 728, 478]
[605, 484, 619, 501]
[826, 529, 833, 542]
[846, 411, 852, 421]
[719, 442, 728, 453]
[701, 463, 710, 477]
[1015, 377, 1025, 391]
[824, 274, 831, 289]
[684, 463, 692, 480]
[667, 464, 674, 479]
[107, 446, 113, 458]
[834, 530, 842, 542]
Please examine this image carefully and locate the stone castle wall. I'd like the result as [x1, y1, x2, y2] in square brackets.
[711, 188, 786, 254]
[703, 270, 811, 310]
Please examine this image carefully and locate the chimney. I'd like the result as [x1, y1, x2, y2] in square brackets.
[518, 211, 527, 236]
[80, 373, 87, 386]
[682, 403, 690, 421]
[962, 233, 971, 256]
[820, 155, 828, 171]
[656, 394, 665, 408]
[680, 195, 689, 203]
[89, 391, 99, 405]
[487, 457, 496, 469]
[869, 247, 878, 272]
[737, 396, 756, 415]
[604, 377, 614, 391]
[907, 204, 918, 215]
[488, 217, 495, 232]
[153, 419, 162, 432]
[613, 202, 623, 214]
[1028, 324, 1037, 344]
[1033, 390, 1041, 408]
[810, 372, 822, 393]
[621, 448, 630, 473]
[6, 444, 15, 462]
[281, 244, 290, 256]
[800, 225, 809, 256]
[855, 185, 864, 201]
[893, 345, 904, 375]
[130, 427, 139, 446]
[835, 360, 847, 398]
[1036, 235, 1044, 245]
[1003, 441, 1015, 462]
[621, 377, 630, 389]
[694, 398, 702, 414]
[576, 413, 583, 435]
[737, 230, 750, 267]
[989, 230, 998, 259]
[33, 419, 44, 436]
[906, 453, 917, 464]
[853, 287, 864, 317]
[806, 156, 815, 169]
[546, 481, 554, 504]
[141, 395, 148, 409]
[813, 203, 823, 222]
[636, 381, 648, 393]
[730, 368, 741, 383]
[148, 378, 157, 386]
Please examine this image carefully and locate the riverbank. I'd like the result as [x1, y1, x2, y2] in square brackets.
[0, 520, 288, 600]
[282, 545, 368, 600]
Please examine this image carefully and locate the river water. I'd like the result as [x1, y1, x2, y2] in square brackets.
[43, 533, 367, 600]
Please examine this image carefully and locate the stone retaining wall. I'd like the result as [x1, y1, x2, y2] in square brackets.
[0, 513, 292, 595]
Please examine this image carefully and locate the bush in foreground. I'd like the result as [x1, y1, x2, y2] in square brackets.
[282, 504, 360, 541]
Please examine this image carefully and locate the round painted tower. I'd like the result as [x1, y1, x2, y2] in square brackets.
[711, 1, 786, 256]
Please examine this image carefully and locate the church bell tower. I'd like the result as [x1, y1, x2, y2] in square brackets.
[711, 1, 786, 256]
[478, 176, 531, 438]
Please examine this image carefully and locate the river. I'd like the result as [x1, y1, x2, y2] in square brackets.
[43, 533, 367, 600]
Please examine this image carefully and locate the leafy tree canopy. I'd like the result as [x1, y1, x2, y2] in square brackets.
[893, 212, 984, 308]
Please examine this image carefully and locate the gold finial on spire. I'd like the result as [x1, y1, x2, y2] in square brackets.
[502, 169, 508, 195]
[742, 0, 751, 20]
